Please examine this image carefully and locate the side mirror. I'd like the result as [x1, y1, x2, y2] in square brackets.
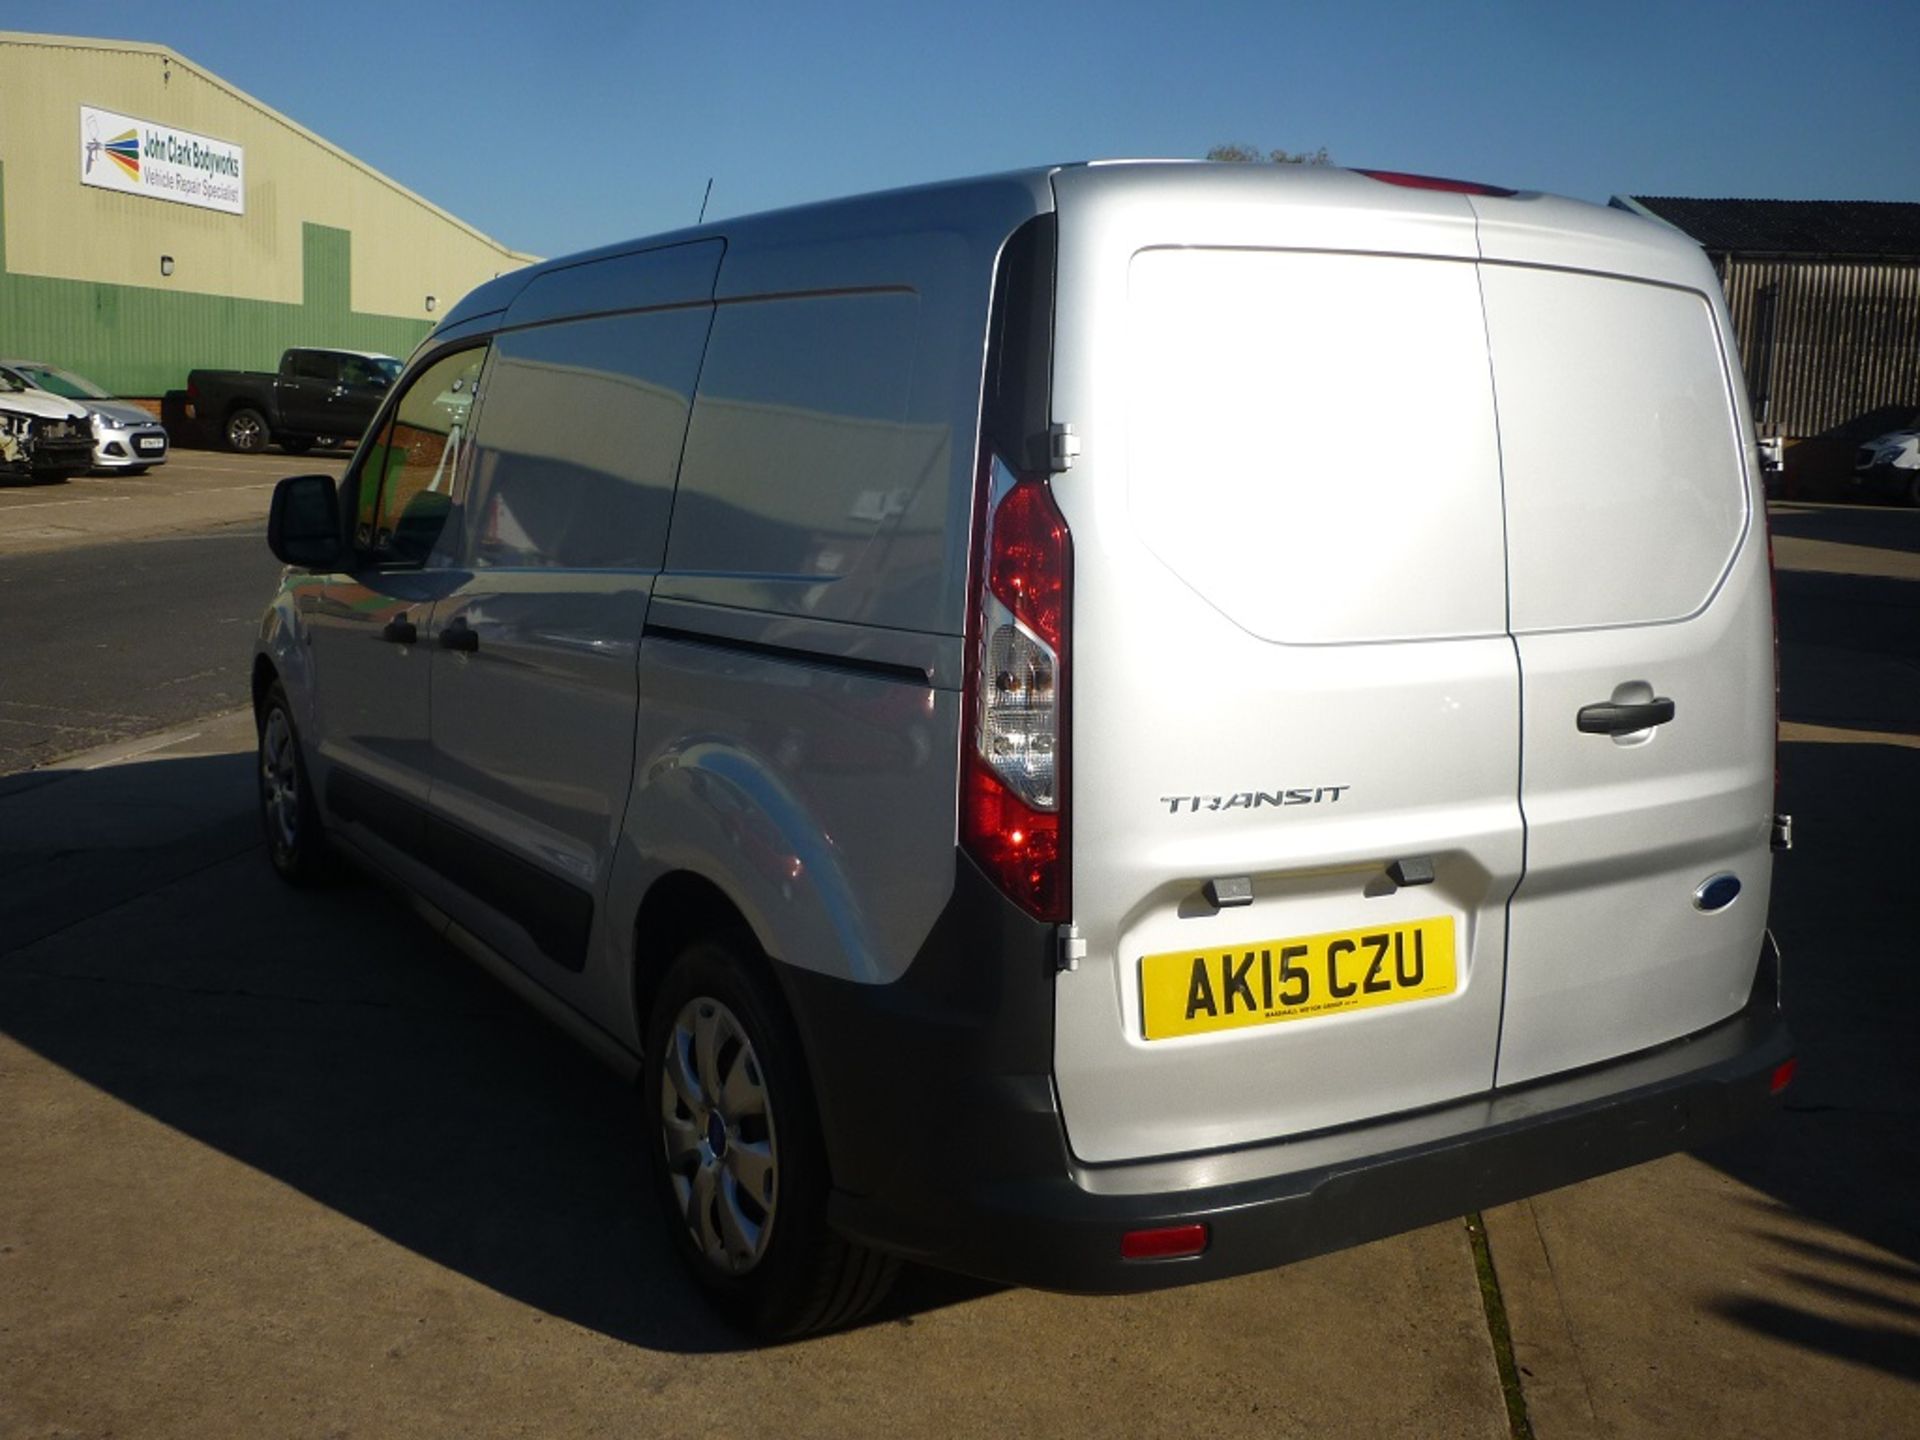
[267, 473, 346, 569]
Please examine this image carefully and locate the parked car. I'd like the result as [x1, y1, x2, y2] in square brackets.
[187, 348, 398, 455]
[1851, 415, 1920, 506]
[0, 368, 92, 481]
[253, 162, 1794, 1340]
[0, 358, 170, 474]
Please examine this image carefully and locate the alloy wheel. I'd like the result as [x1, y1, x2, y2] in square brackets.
[260, 706, 301, 856]
[659, 996, 779, 1275]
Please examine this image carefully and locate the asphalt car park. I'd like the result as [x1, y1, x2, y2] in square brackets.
[0, 493, 1914, 1437]
[0, 448, 345, 557]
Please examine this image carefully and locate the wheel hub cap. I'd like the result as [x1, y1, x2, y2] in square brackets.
[660, 995, 778, 1275]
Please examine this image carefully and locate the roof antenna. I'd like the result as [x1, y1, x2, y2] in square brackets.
[698, 177, 713, 225]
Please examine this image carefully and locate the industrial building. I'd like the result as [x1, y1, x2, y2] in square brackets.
[1612, 195, 1920, 487]
[0, 31, 534, 407]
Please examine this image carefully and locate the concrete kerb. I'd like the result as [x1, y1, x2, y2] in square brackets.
[0, 704, 256, 788]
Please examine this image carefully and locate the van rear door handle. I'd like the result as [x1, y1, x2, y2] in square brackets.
[440, 619, 479, 653]
[1577, 698, 1675, 735]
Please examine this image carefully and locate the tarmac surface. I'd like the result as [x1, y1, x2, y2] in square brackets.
[0, 472, 1916, 1436]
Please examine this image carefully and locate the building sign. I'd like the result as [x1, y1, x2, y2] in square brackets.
[79, 105, 245, 215]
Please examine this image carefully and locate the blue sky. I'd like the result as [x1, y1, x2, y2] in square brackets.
[10, 0, 1917, 260]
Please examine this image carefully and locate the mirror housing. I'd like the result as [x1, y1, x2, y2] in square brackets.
[267, 473, 346, 569]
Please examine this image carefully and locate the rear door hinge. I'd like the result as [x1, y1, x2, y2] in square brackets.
[1048, 422, 1081, 473]
[1057, 923, 1086, 973]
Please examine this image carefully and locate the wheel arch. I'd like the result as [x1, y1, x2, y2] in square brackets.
[250, 652, 280, 724]
[631, 869, 770, 1058]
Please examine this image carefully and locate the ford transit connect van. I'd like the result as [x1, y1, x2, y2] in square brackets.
[255, 161, 1793, 1338]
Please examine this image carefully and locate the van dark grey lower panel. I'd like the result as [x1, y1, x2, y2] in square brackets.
[322, 768, 593, 973]
[785, 910, 1791, 1294]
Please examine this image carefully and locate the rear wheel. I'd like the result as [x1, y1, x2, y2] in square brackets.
[644, 936, 896, 1339]
[1907, 471, 1920, 508]
[257, 682, 328, 884]
[225, 407, 269, 453]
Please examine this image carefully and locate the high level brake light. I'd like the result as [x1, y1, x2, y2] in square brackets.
[962, 454, 1071, 922]
[1354, 168, 1517, 198]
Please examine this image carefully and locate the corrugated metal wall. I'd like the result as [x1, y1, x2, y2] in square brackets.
[1720, 257, 1920, 438]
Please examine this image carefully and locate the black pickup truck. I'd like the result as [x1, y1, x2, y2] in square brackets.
[186, 348, 400, 454]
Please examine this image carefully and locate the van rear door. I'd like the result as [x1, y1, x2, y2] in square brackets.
[1045, 167, 1525, 1165]
[1473, 201, 1774, 1085]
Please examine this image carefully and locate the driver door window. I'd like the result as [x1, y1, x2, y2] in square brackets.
[355, 347, 488, 565]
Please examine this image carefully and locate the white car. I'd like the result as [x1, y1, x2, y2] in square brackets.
[1852, 417, 1920, 506]
[0, 369, 92, 481]
[0, 358, 170, 474]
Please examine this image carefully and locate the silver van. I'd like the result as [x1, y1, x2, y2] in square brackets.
[255, 162, 1794, 1338]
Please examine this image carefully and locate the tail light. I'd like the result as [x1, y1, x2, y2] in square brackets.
[1761, 487, 1791, 851]
[962, 453, 1071, 921]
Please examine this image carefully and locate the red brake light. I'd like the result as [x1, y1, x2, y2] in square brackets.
[987, 481, 1068, 652]
[1355, 168, 1517, 198]
[1121, 1224, 1209, 1261]
[961, 458, 1071, 923]
[963, 752, 1066, 919]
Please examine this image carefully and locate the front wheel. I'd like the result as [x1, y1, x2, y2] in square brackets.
[644, 937, 896, 1339]
[257, 682, 328, 884]
[225, 407, 270, 453]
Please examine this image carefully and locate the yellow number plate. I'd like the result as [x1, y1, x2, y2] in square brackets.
[1140, 917, 1457, 1040]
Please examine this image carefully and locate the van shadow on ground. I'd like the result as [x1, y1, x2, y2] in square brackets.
[1769, 502, 1920, 556]
[0, 754, 991, 1355]
[1691, 560, 1920, 1380]
[2, 555, 1912, 1361]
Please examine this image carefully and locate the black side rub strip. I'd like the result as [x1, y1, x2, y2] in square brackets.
[325, 769, 592, 972]
[1577, 697, 1676, 735]
[644, 623, 931, 686]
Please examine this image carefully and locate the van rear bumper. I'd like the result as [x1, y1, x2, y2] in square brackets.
[780, 857, 1792, 1294]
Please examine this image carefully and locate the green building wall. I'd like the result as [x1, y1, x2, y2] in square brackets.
[0, 163, 435, 398]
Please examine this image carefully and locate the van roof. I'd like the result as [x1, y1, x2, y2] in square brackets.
[432, 161, 1708, 336]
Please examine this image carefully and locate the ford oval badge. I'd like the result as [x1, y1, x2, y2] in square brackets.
[1694, 873, 1742, 912]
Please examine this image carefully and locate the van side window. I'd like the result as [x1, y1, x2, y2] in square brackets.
[354, 345, 487, 565]
[667, 292, 922, 582]
[458, 307, 710, 571]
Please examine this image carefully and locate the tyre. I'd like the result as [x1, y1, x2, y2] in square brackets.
[257, 681, 329, 884]
[644, 936, 897, 1339]
[1908, 471, 1920, 509]
[225, 407, 270, 453]
[280, 436, 313, 455]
